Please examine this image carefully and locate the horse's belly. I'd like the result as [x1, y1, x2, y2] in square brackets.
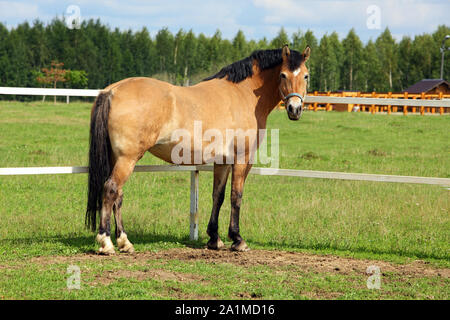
[149, 139, 232, 165]
[148, 143, 178, 164]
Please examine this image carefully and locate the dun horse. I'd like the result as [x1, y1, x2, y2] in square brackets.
[86, 45, 310, 254]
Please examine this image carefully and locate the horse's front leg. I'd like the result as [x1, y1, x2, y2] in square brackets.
[206, 164, 231, 250]
[228, 163, 252, 252]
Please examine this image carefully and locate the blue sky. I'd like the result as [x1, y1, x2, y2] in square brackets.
[1, 0, 449, 43]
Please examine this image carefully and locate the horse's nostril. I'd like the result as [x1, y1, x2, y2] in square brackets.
[288, 105, 294, 113]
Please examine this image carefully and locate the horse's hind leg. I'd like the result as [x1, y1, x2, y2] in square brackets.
[206, 164, 231, 250]
[97, 156, 137, 254]
[96, 176, 117, 254]
[113, 189, 134, 253]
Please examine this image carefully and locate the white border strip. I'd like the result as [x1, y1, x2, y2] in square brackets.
[1, 165, 448, 187]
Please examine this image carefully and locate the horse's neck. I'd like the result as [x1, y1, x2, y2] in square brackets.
[241, 67, 281, 129]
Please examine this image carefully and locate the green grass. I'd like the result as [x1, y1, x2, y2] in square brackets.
[1, 255, 448, 300]
[0, 100, 448, 299]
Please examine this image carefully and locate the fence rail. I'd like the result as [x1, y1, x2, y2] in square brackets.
[2, 165, 449, 186]
[2, 164, 449, 241]
[1, 87, 449, 114]
[0, 87, 100, 97]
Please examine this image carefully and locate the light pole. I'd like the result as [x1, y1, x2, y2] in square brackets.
[440, 35, 450, 80]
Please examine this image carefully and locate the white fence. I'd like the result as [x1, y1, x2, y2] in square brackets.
[1, 165, 449, 186]
[0, 87, 100, 97]
[1, 87, 450, 108]
[1, 87, 449, 240]
[1, 165, 449, 241]
[0, 87, 99, 103]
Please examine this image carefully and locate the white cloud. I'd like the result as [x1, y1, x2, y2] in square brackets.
[1, 0, 448, 41]
[0, 1, 40, 19]
[78, 0, 246, 38]
[252, 0, 449, 41]
[253, 0, 367, 25]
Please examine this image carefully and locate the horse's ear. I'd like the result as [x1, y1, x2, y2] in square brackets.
[282, 44, 290, 58]
[303, 46, 311, 61]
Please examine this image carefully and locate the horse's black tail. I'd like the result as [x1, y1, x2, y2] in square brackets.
[86, 91, 113, 232]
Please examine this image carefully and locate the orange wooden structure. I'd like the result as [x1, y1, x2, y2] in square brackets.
[278, 91, 450, 115]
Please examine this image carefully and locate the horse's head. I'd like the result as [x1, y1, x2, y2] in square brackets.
[279, 45, 311, 120]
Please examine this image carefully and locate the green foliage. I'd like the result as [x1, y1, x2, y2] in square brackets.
[0, 19, 448, 95]
[271, 27, 290, 48]
[342, 29, 364, 90]
[375, 28, 399, 91]
[65, 70, 88, 88]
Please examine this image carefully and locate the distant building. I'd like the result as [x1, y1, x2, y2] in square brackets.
[404, 79, 450, 94]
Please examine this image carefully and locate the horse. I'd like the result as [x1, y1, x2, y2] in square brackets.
[86, 44, 310, 254]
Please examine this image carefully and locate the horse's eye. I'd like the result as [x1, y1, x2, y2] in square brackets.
[280, 73, 287, 79]
[304, 74, 309, 81]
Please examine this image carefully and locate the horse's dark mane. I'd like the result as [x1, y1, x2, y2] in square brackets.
[203, 48, 304, 83]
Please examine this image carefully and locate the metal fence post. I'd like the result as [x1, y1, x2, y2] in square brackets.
[190, 170, 199, 241]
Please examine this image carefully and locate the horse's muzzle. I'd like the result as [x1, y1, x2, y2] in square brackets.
[287, 103, 303, 120]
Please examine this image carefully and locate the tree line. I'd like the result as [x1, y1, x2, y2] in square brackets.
[0, 18, 448, 95]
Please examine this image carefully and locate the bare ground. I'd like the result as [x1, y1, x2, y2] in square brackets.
[0, 247, 446, 299]
[26, 247, 449, 279]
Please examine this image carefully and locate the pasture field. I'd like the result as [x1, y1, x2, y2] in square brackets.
[0, 101, 448, 300]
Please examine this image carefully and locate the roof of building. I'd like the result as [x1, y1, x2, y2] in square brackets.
[404, 79, 450, 93]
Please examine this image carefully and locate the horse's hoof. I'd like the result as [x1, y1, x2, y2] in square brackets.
[207, 238, 225, 250]
[119, 244, 135, 254]
[117, 233, 135, 254]
[231, 240, 250, 252]
[96, 234, 115, 255]
[98, 246, 115, 255]
[119, 247, 135, 254]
